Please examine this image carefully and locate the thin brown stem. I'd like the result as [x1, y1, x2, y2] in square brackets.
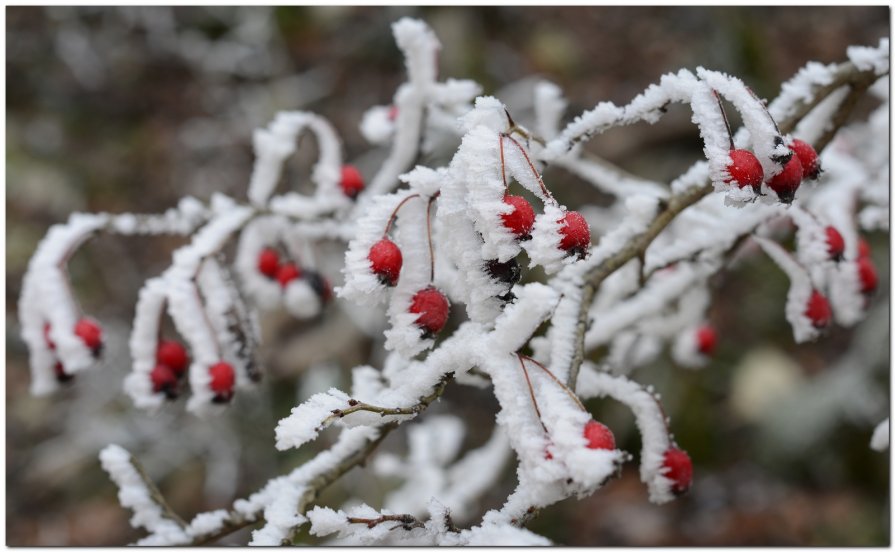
[746, 85, 782, 135]
[346, 514, 426, 531]
[522, 355, 587, 412]
[383, 193, 421, 236]
[499, 134, 509, 191]
[516, 354, 547, 433]
[713, 90, 735, 150]
[501, 134, 556, 204]
[426, 195, 437, 283]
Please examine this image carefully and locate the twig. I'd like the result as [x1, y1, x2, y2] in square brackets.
[127, 455, 188, 529]
[325, 373, 453, 426]
[185, 375, 455, 545]
[346, 514, 426, 531]
[563, 61, 886, 390]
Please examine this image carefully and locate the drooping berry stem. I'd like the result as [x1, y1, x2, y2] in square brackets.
[746, 86, 782, 135]
[516, 354, 548, 433]
[426, 194, 438, 283]
[521, 355, 587, 412]
[498, 134, 509, 191]
[383, 193, 422, 237]
[501, 134, 556, 205]
[712, 90, 735, 151]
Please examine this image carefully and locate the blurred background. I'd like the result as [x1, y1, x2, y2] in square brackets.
[6, 6, 890, 545]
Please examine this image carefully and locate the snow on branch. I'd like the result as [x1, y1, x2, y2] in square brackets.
[20, 19, 891, 546]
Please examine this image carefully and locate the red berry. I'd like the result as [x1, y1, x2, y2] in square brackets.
[662, 447, 693, 495]
[209, 361, 236, 402]
[858, 238, 871, 259]
[387, 105, 399, 121]
[857, 256, 878, 295]
[790, 139, 821, 180]
[824, 226, 845, 261]
[369, 238, 403, 286]
[544, 448, 553, 460]
[559, 211, 591, 259]
[257, 248, 281, 278]
[340, 165, 364, 199]
[409, 287, 450, 338]
[54, 361, 74, 383]
[150, 364, 179, 398]
[156, 340, 189, 376]
[725, 149, 764, 189]
[805, 290, 832, 329]
[583, 420, 616, 450]
[766, 154, 803, 203]
[695, 325, 716, 356]
[276, 262, 301, 288]
[500, 195, 536, 238]
[44, 322, 55, 350]
[74, 318, 103, 356]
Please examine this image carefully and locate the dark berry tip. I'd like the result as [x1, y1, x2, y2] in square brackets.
[212, 393, 233, 404]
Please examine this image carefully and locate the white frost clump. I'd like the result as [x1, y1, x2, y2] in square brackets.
[847, 38, 890, 76]
[99, 445, 189, 545]
[753, 237, 823, 343]
[870, 418, 889, 451]
[124, 277, 169, 409]
[275, 388, 351, 451]
[19, 213, 109, 394]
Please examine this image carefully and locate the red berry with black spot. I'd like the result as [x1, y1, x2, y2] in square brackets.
[340, 165, 364, 199]
[559, 211, 591, 259]
[74, 318, 103, 356]
[790, 139, 821, 180]
[583, 420, 616, 450]
[150, 364, 179, 399]
[662, 447, 693, 495]
[209, 361, 236, 403]
[156, 340, 189, 377]
[369, 238, 403, 286]
[725, 149, 764, 190]
[805, 290, 832, 329]
[257, 248, 280, 278]
[409, 287, 450, 338]
[824, 226, 845, 262]
[696, 325, 716, 356]
[501, 195, 536, 239]
[276, 262, 301, 288]
[766, 155, 803, 203]
[857, 256, 878, 295]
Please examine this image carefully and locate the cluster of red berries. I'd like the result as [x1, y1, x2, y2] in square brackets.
[804, 236, 877, 329]
[257, 247, 333, 304]
[501, 194, 591, 259]
[366, 196, 452, 339]
[149, 340, 189, 399]
[148, 340, 236, 403]
[583, 421, 692, 494]
[725, 138, 821, 203]
[44, 318, 103, 383]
